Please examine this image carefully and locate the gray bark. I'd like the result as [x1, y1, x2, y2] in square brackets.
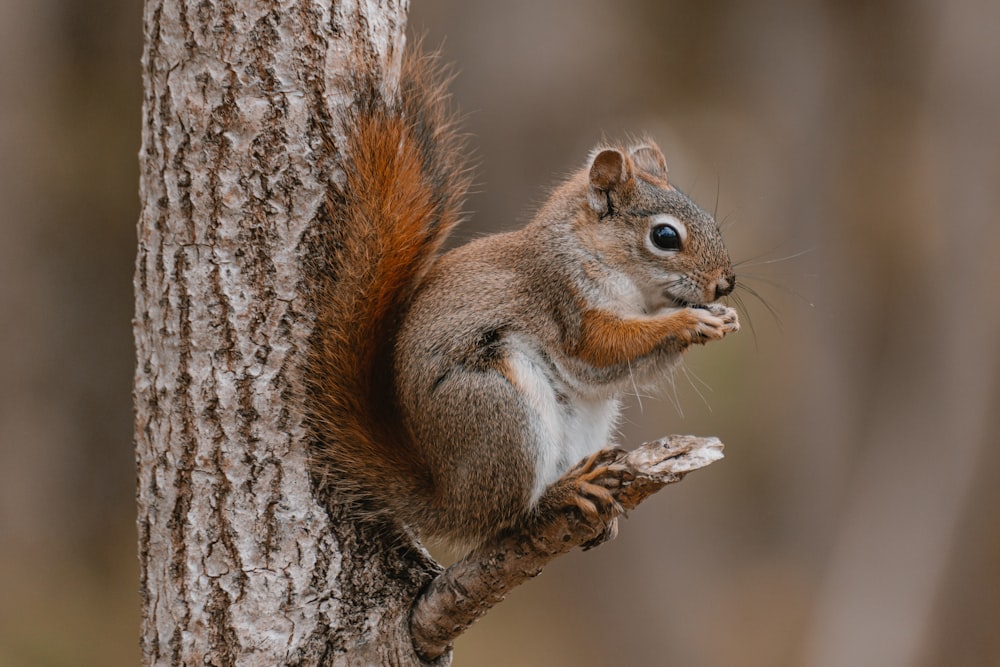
[133, 1, 441, 665]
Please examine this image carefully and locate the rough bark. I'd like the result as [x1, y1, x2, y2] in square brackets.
[134, 1, 437, 665]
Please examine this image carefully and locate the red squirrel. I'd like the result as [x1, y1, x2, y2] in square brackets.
[307, 48, 738, 554]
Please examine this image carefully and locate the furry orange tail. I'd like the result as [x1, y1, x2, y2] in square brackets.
[307, 49, 471, 516]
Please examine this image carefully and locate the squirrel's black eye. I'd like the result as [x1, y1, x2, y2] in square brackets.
[650, 223, 682, 251]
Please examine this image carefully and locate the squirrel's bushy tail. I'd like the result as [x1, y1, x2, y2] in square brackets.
[306, 48, 471, 514]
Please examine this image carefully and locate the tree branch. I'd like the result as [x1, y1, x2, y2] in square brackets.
[409, 434, 725, 661]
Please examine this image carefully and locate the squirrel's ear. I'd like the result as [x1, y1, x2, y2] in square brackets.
[630, 143, 668, 183]
[588, 149, 632, 215]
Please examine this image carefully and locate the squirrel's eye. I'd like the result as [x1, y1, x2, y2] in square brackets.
[650, 223, 682, 251]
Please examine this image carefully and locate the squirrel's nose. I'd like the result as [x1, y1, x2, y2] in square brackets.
[714, 273, 735, 299]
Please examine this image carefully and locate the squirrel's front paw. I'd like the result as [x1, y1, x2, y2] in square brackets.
[688, 304, 739, 342]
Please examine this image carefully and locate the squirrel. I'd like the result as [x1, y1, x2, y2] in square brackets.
[307, 48, 739, 554]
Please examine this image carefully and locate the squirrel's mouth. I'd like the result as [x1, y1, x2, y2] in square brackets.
[667, 295, 709, 309]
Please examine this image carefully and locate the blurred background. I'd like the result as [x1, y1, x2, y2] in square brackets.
[2, 0, 998, 665]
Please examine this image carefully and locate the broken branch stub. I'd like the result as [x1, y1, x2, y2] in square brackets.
[410, 434, 725, 661]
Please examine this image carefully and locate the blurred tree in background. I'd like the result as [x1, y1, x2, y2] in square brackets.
[1, 1, 998, 665]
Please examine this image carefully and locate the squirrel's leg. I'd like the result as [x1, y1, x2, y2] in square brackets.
[415, 364, 539, 551]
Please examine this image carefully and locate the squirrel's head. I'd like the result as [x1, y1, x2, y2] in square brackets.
[580, 140, 735, 312]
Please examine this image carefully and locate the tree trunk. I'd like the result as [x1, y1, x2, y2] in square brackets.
[133, 1, 443, 664]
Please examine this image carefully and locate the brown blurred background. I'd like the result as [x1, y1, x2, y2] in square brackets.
[2, 1, 998, 665]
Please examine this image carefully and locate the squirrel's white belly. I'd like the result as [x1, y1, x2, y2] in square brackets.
[504, 340, 621, 503]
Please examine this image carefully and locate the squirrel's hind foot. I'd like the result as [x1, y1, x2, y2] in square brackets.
[535, 446, 628, 549]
